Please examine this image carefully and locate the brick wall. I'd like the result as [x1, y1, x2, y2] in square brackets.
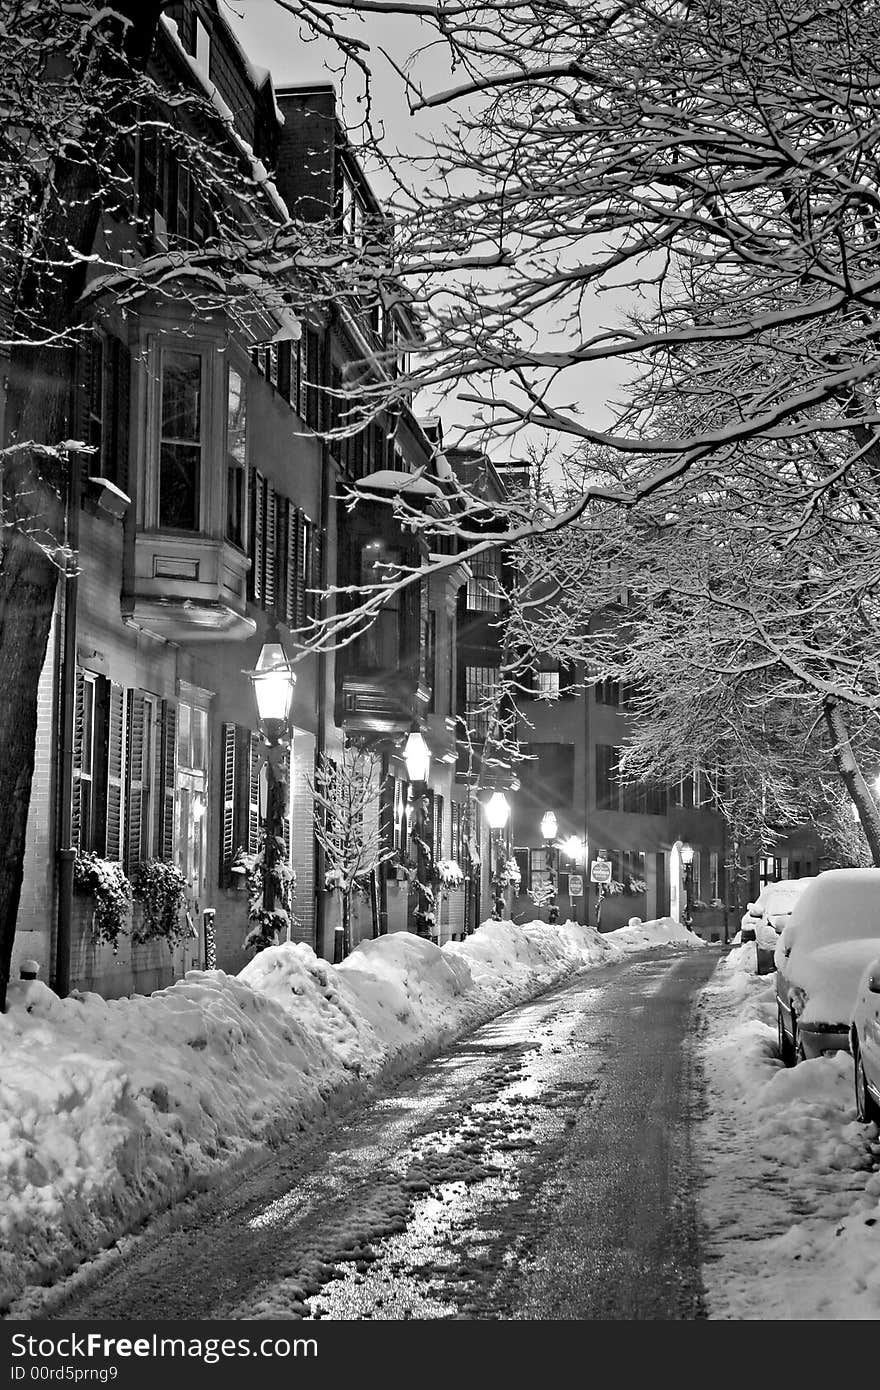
[274, 89, 336, 222]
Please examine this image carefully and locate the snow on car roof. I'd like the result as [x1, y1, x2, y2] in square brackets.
[788, 868, 880, 952]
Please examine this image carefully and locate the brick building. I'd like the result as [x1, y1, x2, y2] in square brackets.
[9, 2, 457, 995]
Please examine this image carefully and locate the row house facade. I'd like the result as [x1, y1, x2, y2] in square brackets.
[9, 4, 463, 997]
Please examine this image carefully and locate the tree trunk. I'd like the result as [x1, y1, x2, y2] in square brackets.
[822, 696, 880, 866]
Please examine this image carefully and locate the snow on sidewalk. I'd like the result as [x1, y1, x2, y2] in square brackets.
[694, 940, 880, 1319]
[0, 914, 699, 1312]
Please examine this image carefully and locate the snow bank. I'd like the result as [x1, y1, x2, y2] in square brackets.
[0, 914, 685, 1311]
[695, 941, 880, 1318]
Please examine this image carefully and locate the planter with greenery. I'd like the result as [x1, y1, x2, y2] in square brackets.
[131, 858, 192, 948]
[72, 852, 132, 953]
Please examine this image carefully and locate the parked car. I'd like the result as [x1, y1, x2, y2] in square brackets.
[740, 877, 816, 942]
[850, 955, 880, 1124]
[775, 868, 880, 1066]
[741, 877, 816, 974]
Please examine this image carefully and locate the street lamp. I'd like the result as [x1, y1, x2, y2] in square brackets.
[402, 724, 432, 938]
[484, 792, 510, 920]
[403, 724, 431, 785]
[244, 634, 296, 932]
[541, 810, 559, 923]
[680, 842, 695, 928]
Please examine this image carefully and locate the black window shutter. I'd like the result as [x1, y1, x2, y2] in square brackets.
[220, 722, 236, 885]
[71, 669, 85, 850]
[125, 691, 146, 870]
[159, 700, 177, 860]
[105, 683, 127, 863]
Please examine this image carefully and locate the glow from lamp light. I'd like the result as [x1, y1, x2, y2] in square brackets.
[680, 843, 695, 866]
[540, 810, 558, 842]
[562, 835, 584, 864]
[403, 727, 431, 783]
[484, 792, 510, 830]
[249, 641, 296, 725]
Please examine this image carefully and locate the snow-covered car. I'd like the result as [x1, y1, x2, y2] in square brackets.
[850, 955, 880, 1124]
[740, 877, 816, 943]
[775, 868, 880, 1066]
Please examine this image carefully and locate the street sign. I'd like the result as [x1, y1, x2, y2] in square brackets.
[569, 874, 584, 897]
[590, 859, 612, 884]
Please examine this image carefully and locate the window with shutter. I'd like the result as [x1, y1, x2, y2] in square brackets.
[71, 670, 87, 850]
[159, 700, 177, 860]
[309, 523, 322, 622]
[249, 468, 264, 602]
[126, 692, 160, 869]
[105, 684, 127, 863]
[247, 730, 262, 853]
[275, 495, 289, 620]
[125, 691, 144, 869]
[285, 505, 299, 625]
[71, 672, 118, 853]
[220, 722, 236, 884]
[263, 482, 277, 611]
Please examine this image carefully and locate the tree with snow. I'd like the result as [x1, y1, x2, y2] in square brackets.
[310, 744, 394, 961]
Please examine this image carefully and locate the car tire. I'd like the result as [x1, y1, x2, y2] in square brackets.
[778, 1005, 795, 1067]
[854, 1044, 880, 1125]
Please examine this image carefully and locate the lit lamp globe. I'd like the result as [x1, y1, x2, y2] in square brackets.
[484, 792, 510, 830]
[562, 835, 584, 864]
[540, 810, 558, 842]
[680, 843, 695, 867]
[248, 641, 296, 739]
[403, 727, 431, 784]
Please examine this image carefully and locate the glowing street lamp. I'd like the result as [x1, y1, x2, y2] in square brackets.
[485, 791, 511, 830]
[680, 842, 695, 927]
[243, 633, 296, 933]
[484, 792, 511, 920]
[541, 810, 559, 924]
[403, 725, 431, 785]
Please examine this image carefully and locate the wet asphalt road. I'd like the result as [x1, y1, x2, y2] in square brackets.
[45, 944, 722, 1321]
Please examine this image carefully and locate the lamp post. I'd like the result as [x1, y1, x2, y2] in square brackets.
[540, 810, 559, 923]
[562, 834, 586, 924]
[680, 842, 695, 928]
[403, 723, 432, 936]
[244, 635, 296, 930]
[485, 791, 510, 920]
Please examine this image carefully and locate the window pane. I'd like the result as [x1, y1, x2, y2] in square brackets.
[191, 709, 207, 772]
[227, 367, 246, 464]
[535, 671, 559, 699]
[162, 350, 201, 441]
[81, 681, 95, 778]
[160, 443, 200, 529]
[160, 350, 201, 529]
[227, 360, 247, 547]
[177, 701, 192, 768]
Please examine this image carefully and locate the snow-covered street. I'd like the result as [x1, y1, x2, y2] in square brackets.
[2, 918, 879, 1321]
